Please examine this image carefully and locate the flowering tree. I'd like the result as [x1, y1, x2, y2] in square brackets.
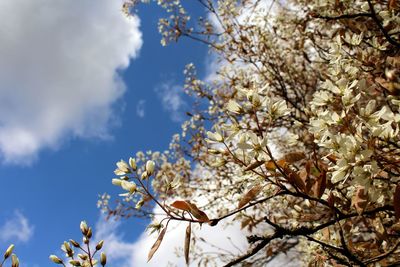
[3, 0, 396, 266]
[106, 0, 400, 266]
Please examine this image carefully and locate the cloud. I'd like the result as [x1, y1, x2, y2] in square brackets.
[131, 215, 248, 266]
[0, 211, 34, 243]
[94, 216, 136, 267]
[155, 82, 187, 122]
[136, 99, 146, 118]
[0, 0, 142, 164]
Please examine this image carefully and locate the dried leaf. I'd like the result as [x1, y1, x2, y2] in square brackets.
[240, 218, 252, 230]
[187, 202, 210, 222]
[394, 184, 400, 220]
[298, 168, 309, 193]
[184, 223, 191, 266]
[388, 0, 399, 10]
[171, 200, 191, 211]
[305, 160, 312, 174]
[352, 186, 368, 215]
[244, 160, 265, 171]
[289, 171, 306, 192]
[265, 160, 276, 171]
[238, 185, 262, 209]
[148, 227, 167, 262]
[326, 154, 337, 164]
[313, 170, 326, 198]
[276, 159, 288, 169]
[284, 152, 306, 163]
[171, 201, 210, 222]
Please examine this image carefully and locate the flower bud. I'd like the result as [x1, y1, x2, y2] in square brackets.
[145, 160, 155, 175]
[78, 254, 87, 260]
[11, 254, 19, 267]
[80, 221, 89, 235]
[112, 179, 122, 186]
[121, 180, 137, 194]
[129, 157, 137, 170]
[135, 199, 144, 210]
[69, 239, 80, 247]
[4, 244, 14, 259]
[69, 260, 81, 266]
[141, 171, 148, 180]
[49, 255, 63, 264]
[100, 252, 107, 266]
[95, 240, 104, 250]
[86, 227, 92, 239]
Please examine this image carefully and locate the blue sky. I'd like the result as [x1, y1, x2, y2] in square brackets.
[0, 1, 208, 266]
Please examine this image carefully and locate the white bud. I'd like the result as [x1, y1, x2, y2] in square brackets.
[146, 160, 155, 175]
[4, 244, 14, 259]
[49, 255, 63, 264]
[121, 181, 137, 194]
[112, 179, 122, 186]
[80, 221, 88, 235]
[129, 157, 137, 170]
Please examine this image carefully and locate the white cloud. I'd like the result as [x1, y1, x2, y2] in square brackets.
[93, 205, 248, 267]
[94, 216, 136, 267]
[0, 211, 34, 243]
[131, 215, 248, 266]
[136, 99, 146, 118]
[0, 0, 142, 164]
[155, 82, 187, 122]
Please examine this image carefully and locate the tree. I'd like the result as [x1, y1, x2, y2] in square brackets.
[107, 0, 400, 266]
[5, 0, 398, 266]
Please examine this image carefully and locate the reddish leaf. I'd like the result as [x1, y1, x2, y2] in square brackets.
[148, 227, 167, 262]
[184, 223, 191, 266]
[352, 186, 368, 215]
[298, 168, 309, 193]
[326, 154, 337, 164]
[171, 200, 191, 211]
[265, 160, 276, 171]
[171, 201, 210, 222]
[287, 171, 306, 192]
[394, 184, 400, 220]
[244, 160, 265, 171]
[284, 152, 306, 163]
[238, 185, 262, 209]
[314, 170, 326, 198]
[187, 202, 210, 222]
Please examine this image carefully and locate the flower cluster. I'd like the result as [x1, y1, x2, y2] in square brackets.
[49, 221, 106, 267]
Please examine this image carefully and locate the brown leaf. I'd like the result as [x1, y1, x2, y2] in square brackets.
[265, 159, 287, 172]
[240, 218, 252, 230]
[284, 152, 306, 163]
[148, 227, 167, 262]
[187, 202, 210, 222]
[276, 159, 288, 169]
[352, 186, 368, 215]
[288, 171, 306, 192]
[171, 200, 191, 211]
[171, 201, 210, 222]
[298, 168, 309, 193]
[394, 184, 400, 220]
[388, 0, 398, 10]
[305, 160, 312, 174]
[238, 185, 262, 209]
[244, 160, 265, 171]
[326, 154, 337, 164]
[313, 170, 326, 198]
[184, 223, 191, 266]
[265, 160, 276, 171]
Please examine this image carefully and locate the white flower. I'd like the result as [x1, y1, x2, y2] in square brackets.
[114, 160, 130, 175]
[121, 181, 137, 194]
[146, 160, 155, 175]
